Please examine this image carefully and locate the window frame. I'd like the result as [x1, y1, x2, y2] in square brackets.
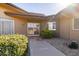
[0, 17, 15, 34]
[27, 23, 40, 36]
[48, 22, 56, 30]
[72, 17, 79, 30]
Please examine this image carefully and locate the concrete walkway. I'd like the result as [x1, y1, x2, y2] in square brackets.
[29, 39, 65, 56]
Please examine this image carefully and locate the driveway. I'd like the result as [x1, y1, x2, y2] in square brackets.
[29, 38, 65, 56]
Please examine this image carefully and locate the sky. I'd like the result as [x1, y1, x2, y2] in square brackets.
[13, 3, 71, 15]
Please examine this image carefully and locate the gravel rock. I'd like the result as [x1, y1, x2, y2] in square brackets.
[44, 38, 79, 56]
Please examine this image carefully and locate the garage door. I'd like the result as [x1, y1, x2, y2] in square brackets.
[0, 18, 15, 34]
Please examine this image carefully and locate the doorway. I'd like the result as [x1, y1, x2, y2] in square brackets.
[27, 23, 40, 36]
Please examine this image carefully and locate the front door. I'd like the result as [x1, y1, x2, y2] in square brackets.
[27, 23, 40, 36]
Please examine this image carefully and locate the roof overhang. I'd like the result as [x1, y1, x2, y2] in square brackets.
[5, 11, 47, 20]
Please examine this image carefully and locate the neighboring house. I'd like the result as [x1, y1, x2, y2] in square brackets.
[0, 3, 56, 36]
[56, 4, 79, 40]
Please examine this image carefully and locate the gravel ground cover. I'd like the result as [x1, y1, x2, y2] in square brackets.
[43, 38, 79, 56]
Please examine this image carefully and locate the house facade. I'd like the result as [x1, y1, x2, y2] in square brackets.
[0, 3, 56, 36]
[2, 3, 79, 40]
[56, 4, 79, 40]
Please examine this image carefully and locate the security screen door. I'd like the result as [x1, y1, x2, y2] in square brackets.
[27, 23, 40, 36]
[0, 18, 14, 34]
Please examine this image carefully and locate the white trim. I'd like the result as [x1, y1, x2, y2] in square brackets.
[48, 22, 56, 30]
[0, 18, 13, 21]
[13, 20, 15, 34]
[0, 21, 2, 34]
[27, 35, 39, 36]
[51, 29, 56, 30]
[0, 18, 15, 34]
[72, 18, 79, 30]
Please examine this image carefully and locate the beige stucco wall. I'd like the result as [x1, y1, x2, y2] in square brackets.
[69, 13, 79, 40]
[56, 9, 79, 40]
[56, 15, 71, 39]
[14, 17, 48, 35]
[0, 8, 27, 35]
[0, 4, 48, 35]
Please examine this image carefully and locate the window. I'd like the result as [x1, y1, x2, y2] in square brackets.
[0, 18, 15, 34]
[72, 18, 79, 30]
[48, 22, 56, 30]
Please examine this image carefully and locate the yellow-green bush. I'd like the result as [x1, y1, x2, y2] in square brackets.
[0, 34, 28, 56]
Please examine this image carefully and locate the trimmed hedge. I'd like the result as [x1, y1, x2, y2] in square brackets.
[0, 34, 28, 56]
[40, 29, 56, 39]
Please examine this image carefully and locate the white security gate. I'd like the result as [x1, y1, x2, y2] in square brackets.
[27, 23, 40, 36]
[0, 18, 14, 34]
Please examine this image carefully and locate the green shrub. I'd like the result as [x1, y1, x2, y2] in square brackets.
[40, 29, 56, 39]
[0, 34, 28, 56]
